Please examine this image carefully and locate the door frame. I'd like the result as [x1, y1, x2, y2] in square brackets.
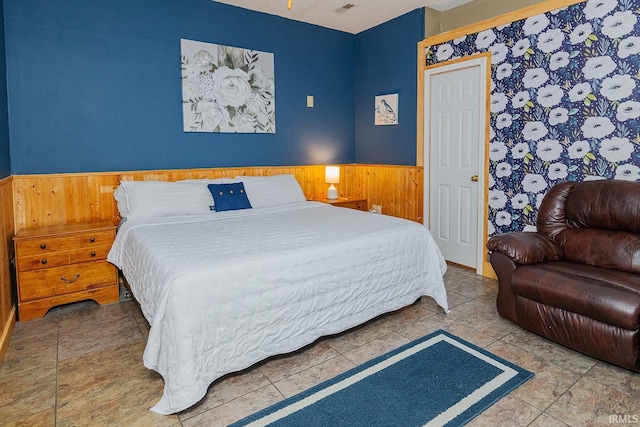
[418, 52, 491, 275]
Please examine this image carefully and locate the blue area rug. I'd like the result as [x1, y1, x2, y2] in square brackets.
[231, 329, 533, 427]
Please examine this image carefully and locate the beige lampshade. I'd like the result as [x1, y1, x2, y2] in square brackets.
[325, 166, 340, 184]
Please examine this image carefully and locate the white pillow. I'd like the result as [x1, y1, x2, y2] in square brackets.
[117, 180, 214, 218]
[234, 174, 306, 208]
[113, 185, 129, 218]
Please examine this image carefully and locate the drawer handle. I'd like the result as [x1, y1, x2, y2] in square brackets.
[40, 244, 46, 249]
[89, 237, 96, 243]
[60, 274, 80, 284]
[90, 252, 96, 257]
[41, 259, 47, 265]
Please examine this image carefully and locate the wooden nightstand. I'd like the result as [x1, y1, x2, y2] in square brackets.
[13, 220, 119, 321]
[313, 197, 368, 212]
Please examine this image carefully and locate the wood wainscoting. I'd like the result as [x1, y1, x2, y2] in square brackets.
[12, 164, 424, 231]
[0, 176, 16, 367]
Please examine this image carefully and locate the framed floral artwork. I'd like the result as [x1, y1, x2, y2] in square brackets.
[375, 93, 398, 125]
[181, 39, 275, 133]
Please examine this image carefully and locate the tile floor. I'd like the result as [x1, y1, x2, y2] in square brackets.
[1, 264, 640, 426]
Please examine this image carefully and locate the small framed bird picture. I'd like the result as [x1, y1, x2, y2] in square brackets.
[375, 93, 398, 125]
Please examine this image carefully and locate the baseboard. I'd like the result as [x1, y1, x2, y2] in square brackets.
[481, 261, 496, 279]
[0, 305, 16, 367]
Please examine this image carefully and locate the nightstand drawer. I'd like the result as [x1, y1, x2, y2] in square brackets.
[312, 197, 368, 212]
[17, 252, 71, 271]
[16, 236, 70, 256]
[68, 230, 115, 248]
[16, 244, 112, 271]
[18, 261, 117, 302]
[339, 200, 367, 211]
[16, 229, 114, 258]
[69, 245, 111, 263]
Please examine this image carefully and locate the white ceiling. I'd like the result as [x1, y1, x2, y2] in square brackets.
[213, 0, 473, 34]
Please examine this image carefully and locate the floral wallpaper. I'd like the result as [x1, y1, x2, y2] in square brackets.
[426, 0, 640, 235]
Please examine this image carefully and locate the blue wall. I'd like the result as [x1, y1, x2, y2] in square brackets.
[355, 9, 424, 165]
[0, 0, 10, 179]
[4, 0, 357, 174]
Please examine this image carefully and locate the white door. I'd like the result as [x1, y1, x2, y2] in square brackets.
[425, 59, 486, 270]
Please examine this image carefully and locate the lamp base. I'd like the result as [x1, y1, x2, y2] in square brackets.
[327, 184, 338, 200]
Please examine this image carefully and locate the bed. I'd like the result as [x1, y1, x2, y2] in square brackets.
[107, 174, 449, 414]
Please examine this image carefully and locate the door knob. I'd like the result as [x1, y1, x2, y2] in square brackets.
[471, 175, 479, 182]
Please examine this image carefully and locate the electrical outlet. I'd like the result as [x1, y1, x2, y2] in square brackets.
[372, 204, 382, 214]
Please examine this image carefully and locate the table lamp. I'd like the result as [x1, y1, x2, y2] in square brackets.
[325, 166, 340, 200]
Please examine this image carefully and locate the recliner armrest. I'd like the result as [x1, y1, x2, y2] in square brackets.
[487, 232, 563, 265]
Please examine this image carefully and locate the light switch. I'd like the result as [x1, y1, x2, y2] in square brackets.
[307, 95, 314, 108]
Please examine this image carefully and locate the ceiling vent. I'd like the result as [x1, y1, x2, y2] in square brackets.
[334, 3, 355, 14]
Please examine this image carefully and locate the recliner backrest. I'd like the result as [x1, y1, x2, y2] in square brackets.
[537, 180, 640, 273]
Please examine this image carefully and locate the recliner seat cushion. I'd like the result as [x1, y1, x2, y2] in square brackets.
[511, 261, 640, 331]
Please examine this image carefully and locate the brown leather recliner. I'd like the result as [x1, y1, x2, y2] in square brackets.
[487, 180, 640, 372]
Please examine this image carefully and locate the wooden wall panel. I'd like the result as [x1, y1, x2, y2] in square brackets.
[12, 165, 424, 232]
[0, 176, 16, 367]
[344, 165, 424, 223]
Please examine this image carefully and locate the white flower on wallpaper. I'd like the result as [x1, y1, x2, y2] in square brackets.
[522, 174, 547, 193]
[616, 164, 640, 180]
[549, 107, 569, 125]
[496, 162, 512, 177]
[522, 68, 549, 88]
[425, 0, 640, 235]
[616, 100, 640, 121]
[181, 38, 275, 133]
[512, 142, 530, 159]
[475, 30, 496, 49]
[568, 140, 590, 159]
[548, 163, 568, 180]
[568, 82, 592, 102]
[522, 121, 548, 141]
[600, 74, 636, 101]
[495, 211, 512, 226]
[490, 43, 509, 63]
[549, 52, 570, 70]
[512, 39, 531, 57]
[570, 23, 593, 44]
[496, 63, 513, 80]
[512, 91, 531, 109]
[537, 29, 565, 53]
[523, 14, 549, 36]
[584, 0, 617, 19]
[511, 193, 529, 209]
[436, 44, 454, 61]
[536, 139, 563, 162]
[618, 36, 640, 58]
[602, 11, 637, 38]
[490, 92, 508, 112]
[453, 36, 467, 45]
[599, 137, 634, 162]
[536, 85, 563, 108]
[490, 141, 508, 161]
[581, 117, 615, 138]
[496, 112, 512, 129]
[489, 189, 508, 209]
[582, 56, 616, 79]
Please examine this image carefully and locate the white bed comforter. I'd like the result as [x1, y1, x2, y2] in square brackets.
[107, 202, 448, 414]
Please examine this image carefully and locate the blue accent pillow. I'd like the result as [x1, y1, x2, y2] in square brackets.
[208, 183, 252, 212]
